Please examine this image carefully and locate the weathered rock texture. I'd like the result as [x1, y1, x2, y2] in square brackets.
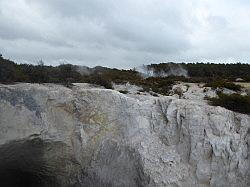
[0, 83, 249, 187]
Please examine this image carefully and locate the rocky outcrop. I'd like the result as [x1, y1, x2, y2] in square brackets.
[0, 83, 249, 187]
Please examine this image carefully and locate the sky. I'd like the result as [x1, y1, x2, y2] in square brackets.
[0, 0, 250, 68]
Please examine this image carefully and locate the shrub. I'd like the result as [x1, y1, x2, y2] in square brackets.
[0, 58, 20, 83]
[93, 68, 141, 84]
[244, 75, 250, 82]
[207, 93, 250, 114]
[63, 78, 74, 88]
[133, 77, 174, 96]
[173, 88, 183, 97]
[204, 80, 242, 91]
[88, 75, 113, 89]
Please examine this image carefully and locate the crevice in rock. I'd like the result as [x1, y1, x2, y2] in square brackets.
[0, 138, 59, 187]
[0, 137, 81, 187]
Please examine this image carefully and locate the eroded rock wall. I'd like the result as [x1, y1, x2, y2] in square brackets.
[0, 83, 249, 186]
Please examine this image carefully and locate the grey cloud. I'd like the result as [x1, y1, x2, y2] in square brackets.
[0, 0, 250, 68]
[207, 16, 228, 30]
[0, 14, 72, 47]
[26, 0, 113, 18]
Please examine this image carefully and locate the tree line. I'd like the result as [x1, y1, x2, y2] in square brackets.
[148, 62, 250, 82]
[0, 55, 138, 88]
[1, 55, 250, 87]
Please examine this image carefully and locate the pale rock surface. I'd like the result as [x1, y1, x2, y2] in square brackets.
[113, 82, 160, 100]
[170, 83, 217, 101]
[0, 83, 249, 186]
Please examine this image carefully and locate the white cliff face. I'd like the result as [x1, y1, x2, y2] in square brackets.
[0, 83, 249, 187]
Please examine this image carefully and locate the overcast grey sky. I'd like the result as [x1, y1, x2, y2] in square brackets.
[0, 0, 250, 68]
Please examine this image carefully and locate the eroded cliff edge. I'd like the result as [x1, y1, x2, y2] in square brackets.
[0, 83, 249, 187]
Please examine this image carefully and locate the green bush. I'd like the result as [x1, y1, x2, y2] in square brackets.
[132, 77, 174, 96]
[0, 57, 21, 83]
[87, 75, 113, 89]
[204, 80, 242, 91]
[244, 75, 250, 82]
[93, 68, 141, 84]
[207, 93, 250, 114]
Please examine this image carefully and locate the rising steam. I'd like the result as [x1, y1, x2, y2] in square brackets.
[136, 63, 188, 78]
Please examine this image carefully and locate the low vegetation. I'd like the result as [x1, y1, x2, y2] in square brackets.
[0, 55, 185, 95]
[132, 77, 174, 95]
[82, 74, 113, 89]
[0, 55, 114, 88]
[207, 93, 250, 114]
[204, 80, 242, 91]
[1, 54, 250, 98]
[149, 62, 250, 82]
